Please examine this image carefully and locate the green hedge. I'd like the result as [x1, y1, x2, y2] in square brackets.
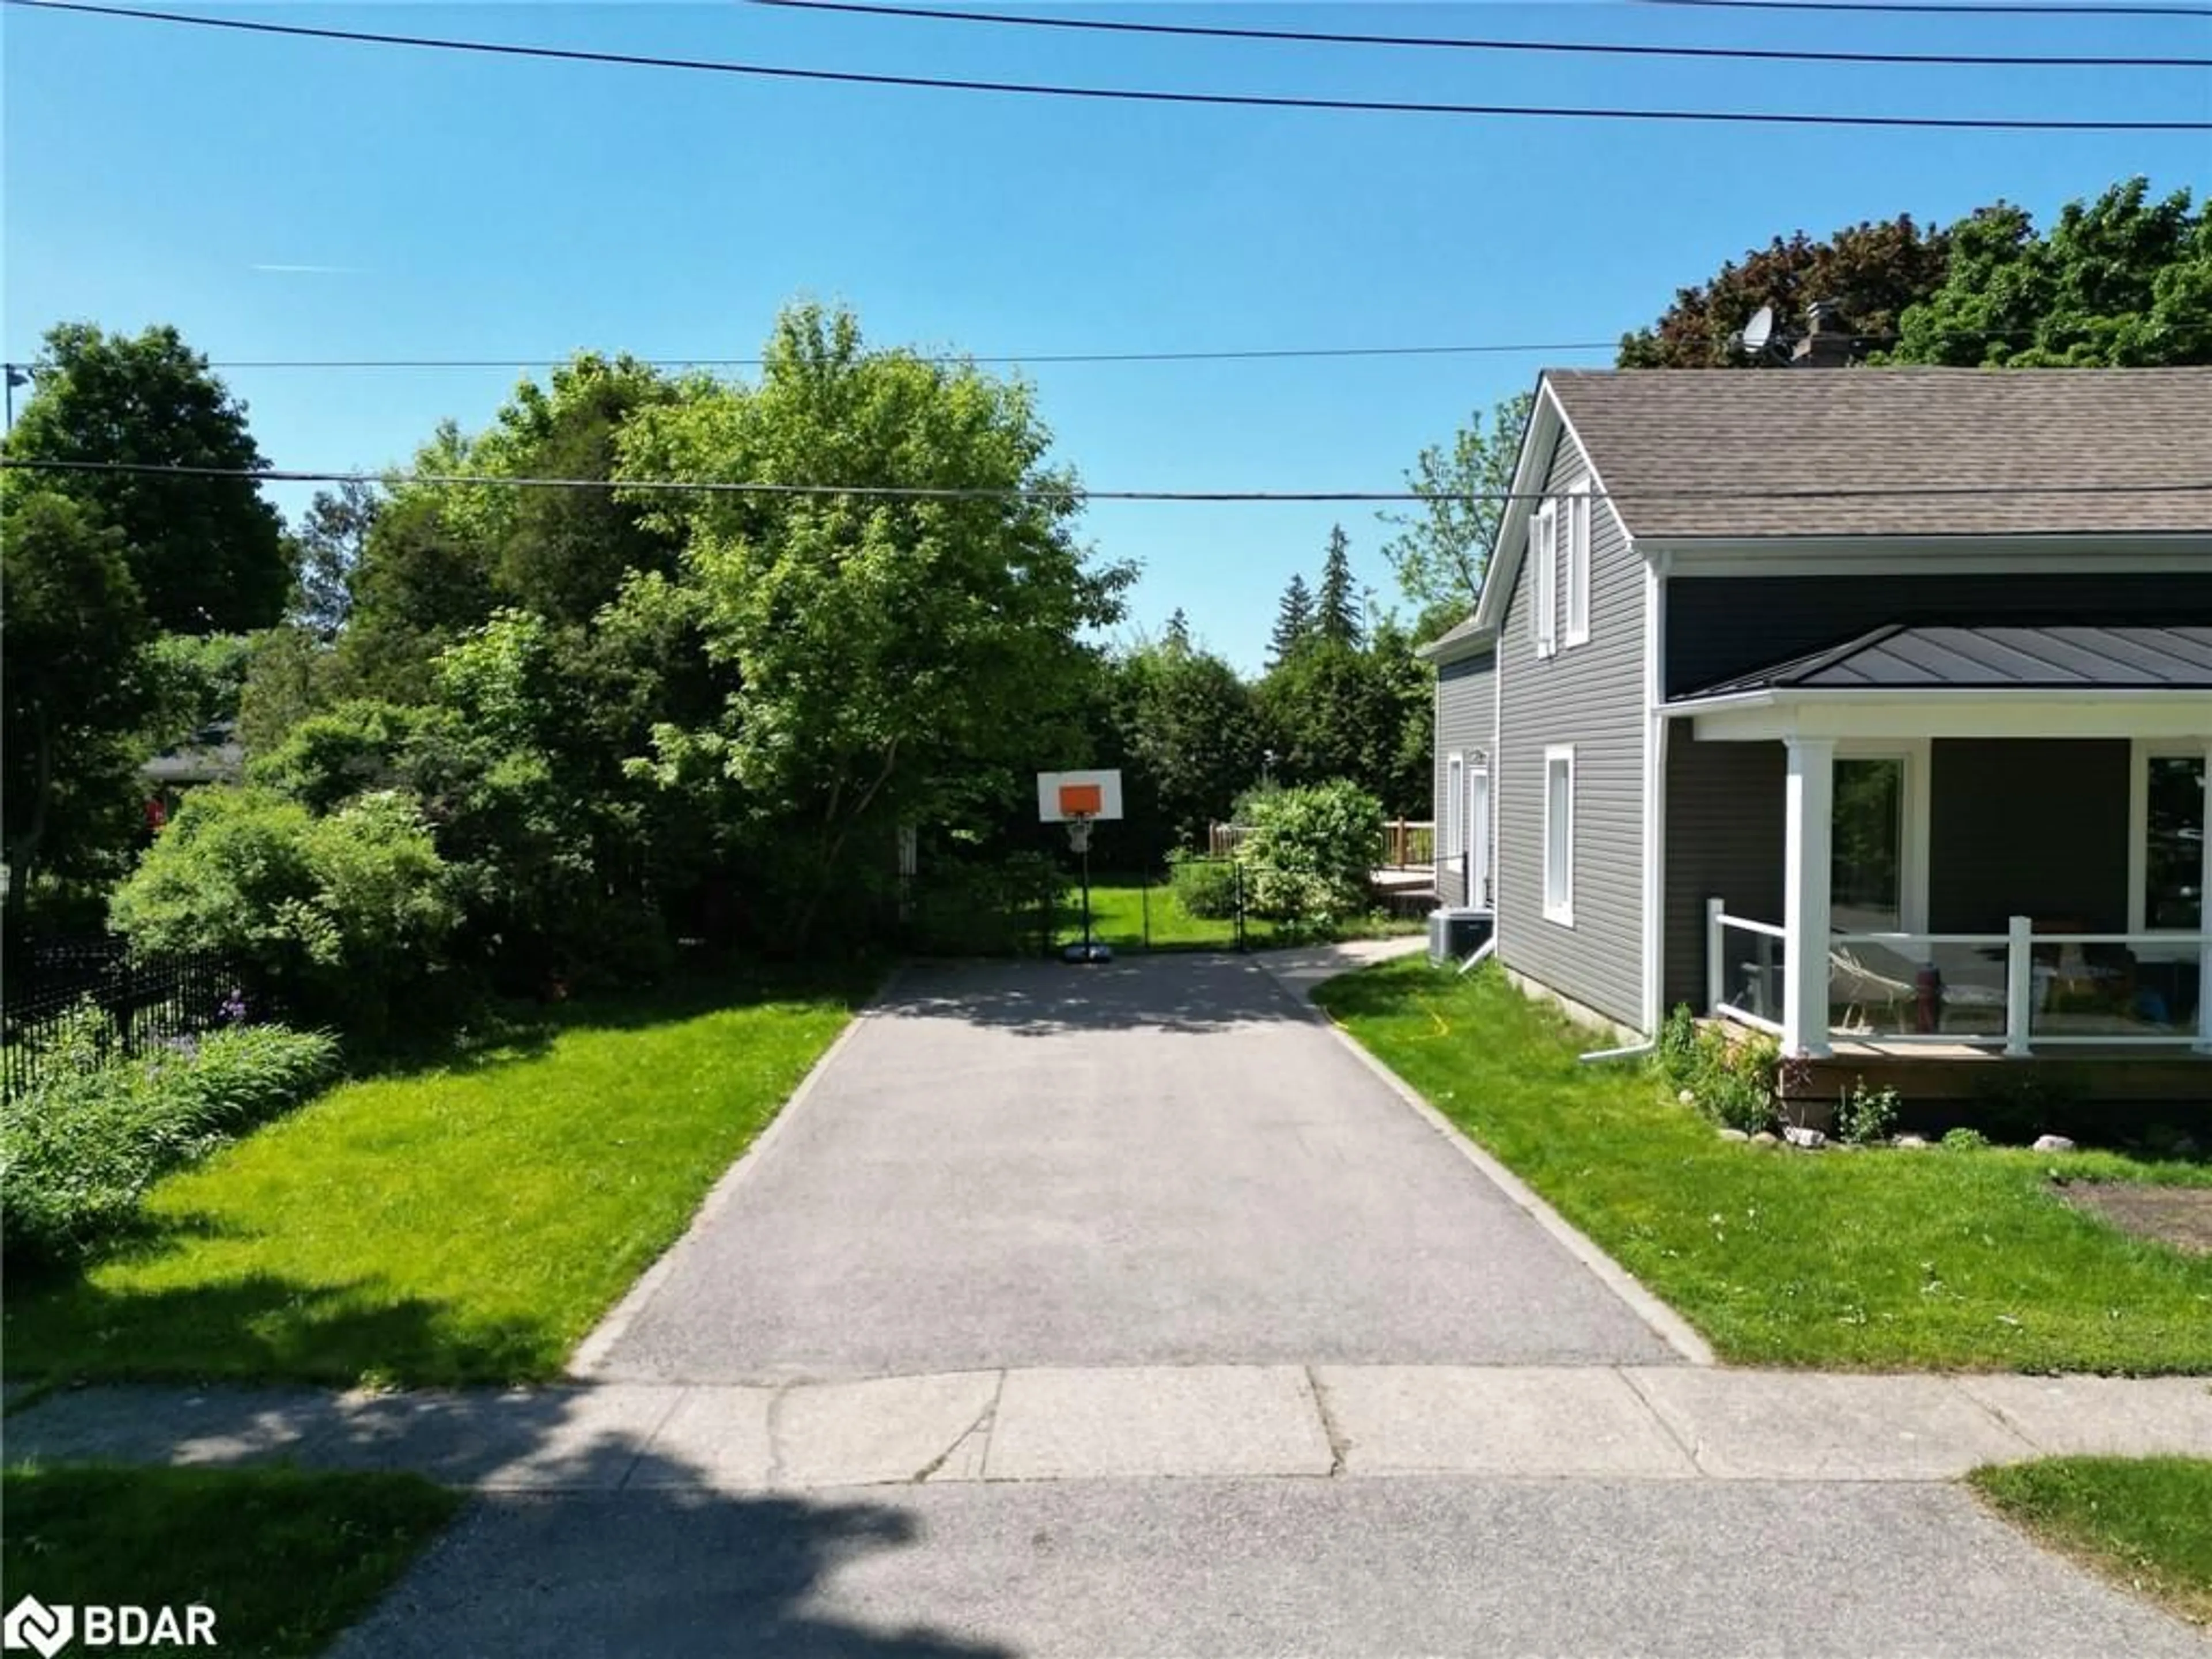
[1, 1006, 339, 1264]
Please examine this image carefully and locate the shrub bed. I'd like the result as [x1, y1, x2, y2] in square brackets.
[1, 1005, 338, 1264]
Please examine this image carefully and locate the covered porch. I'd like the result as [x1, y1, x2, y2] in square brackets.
[1671, 626, 2212, 1062]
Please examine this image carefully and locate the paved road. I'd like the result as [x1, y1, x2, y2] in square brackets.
[332, 1478, 2207, 1658]
[589, 953, 1678, 1381]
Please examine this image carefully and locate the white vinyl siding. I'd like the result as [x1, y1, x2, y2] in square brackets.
[1544, 745, 1575, 926]
[1531, 501, 1559, 658]
[1565, 478, 1592, 647]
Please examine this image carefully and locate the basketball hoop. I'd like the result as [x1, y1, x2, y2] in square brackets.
[1037, 770, 1121, 964]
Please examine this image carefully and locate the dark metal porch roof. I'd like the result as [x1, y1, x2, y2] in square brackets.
[1680, 624, 2212, 699]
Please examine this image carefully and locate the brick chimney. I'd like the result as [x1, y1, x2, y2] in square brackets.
[1790, 300, 1854, 368]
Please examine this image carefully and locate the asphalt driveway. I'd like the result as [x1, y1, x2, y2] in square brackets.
[588, 952, 1678, 1381]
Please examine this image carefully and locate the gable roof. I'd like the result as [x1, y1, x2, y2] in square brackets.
[1545, 367, 2212, 541]
[1681, 623, 2212, 700]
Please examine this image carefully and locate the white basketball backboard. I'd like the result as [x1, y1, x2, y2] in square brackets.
[1036, 769, 1124, 823]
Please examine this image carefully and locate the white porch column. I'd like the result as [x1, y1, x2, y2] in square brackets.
[2199, 738, 2211, 1054]
[1782, 737, 1835, 1058]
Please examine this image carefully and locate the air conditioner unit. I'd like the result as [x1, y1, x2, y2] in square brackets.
[1427, 906, 1494, 967]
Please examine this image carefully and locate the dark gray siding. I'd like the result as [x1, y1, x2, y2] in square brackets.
[1668, 573, 2212, 698]
[1928, 740, 2130, 933]
[1434, 650, 1495, 907]
[1662, 737, 1786, 1013]
[1497, 424, 1649, 1031]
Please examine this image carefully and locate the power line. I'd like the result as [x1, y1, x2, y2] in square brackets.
[6, 342, 1628, 374]
[14, 1, 2207, 132]
[0, 328, 2125, 378]
[750, 0, 2211, 71]
[9, 456, 2212, 507]
[1637, 0, 2212, 15]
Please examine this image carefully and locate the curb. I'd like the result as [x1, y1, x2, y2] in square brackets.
[1253, 948, 1719, 1369]
[567, 965, 908, 1378]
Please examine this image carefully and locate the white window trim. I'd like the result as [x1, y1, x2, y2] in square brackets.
[1543, 743, 1575, 927]
[2128, 737, 2210, 937]
[1531, 501, 1559, 659]
[1832, 738, 1930, 937]
[1563, 477, 1592, 648]
[1468, 760, 1491, 910]
[1444, 750, 1465, 900]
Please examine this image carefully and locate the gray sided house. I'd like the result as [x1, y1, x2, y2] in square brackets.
[1422, 366, 2212, 1070]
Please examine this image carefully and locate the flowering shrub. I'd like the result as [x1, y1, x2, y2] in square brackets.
[1653, 1004, 1780, 1135]
[109, 786, 458, 1039]
[1240, 781, 1383, 925]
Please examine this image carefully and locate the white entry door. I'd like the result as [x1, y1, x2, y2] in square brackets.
[1468, 766, 1491, 910]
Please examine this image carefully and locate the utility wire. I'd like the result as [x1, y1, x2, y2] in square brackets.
[13, 1, 2207, 131]
[0, 329, 2134, 377]
[749, 0, 2211, 70]
[4, 342, 1628, 374]
[9, 456, 2212, 507]
[1637, 0, 2212, 16]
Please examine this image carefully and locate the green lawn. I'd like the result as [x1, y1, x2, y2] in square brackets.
[1314, 959, 2212, 1372]
[1972, 1457, 2212, 1625]
[1060, 881, 1421, 954]
[3, 967, 873, 1387]
[1, 1466, 460, 1657]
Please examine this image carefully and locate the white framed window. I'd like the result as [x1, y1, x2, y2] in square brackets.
[2130, 741, 2208, 933]
[1543, 744, 1575, 926]
[1444, 751, 1465, 897]
[1564, 478, 1592, 647]
[1530, 501, 1559, 658]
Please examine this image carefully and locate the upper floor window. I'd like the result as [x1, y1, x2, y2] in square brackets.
[1565, 479, 1592, 647]
[1530, 500, 1559, 657]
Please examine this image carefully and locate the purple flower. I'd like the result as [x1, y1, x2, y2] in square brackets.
[218, 988, 249, 1025]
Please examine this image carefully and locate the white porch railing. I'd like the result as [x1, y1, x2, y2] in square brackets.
[1705, 901, 1785, 1037]
[1706, 899, 2209, 1056]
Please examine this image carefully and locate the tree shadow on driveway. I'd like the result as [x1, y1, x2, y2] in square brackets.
[308, 1394, 1013, 1659]
[881, 954, 1310, 1038]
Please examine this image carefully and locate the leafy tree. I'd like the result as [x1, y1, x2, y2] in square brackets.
[1315, 524, 1361, 647]
[1885, 179, 2211, 367]
[335, 489, 498, 702]
[1378, 392, 1532, 644]
[618, 304, 1133, 947]
[236, 625, 342, 755]
[289, 479, 380, 639]
[1255, 626, 1429, 816]
[1268, 574, 1315, 666]
[4, 323, 289, 632]
[141, 631, 253, 753]
[1617, 215, 1951, 370]
[1107, 637, 1262, 850]
[1, 486, 155, 909]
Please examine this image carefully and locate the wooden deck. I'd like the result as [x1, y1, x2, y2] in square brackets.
[1784, 1040, 2212, 1107]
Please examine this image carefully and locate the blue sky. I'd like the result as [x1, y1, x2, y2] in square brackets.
[5, 2, 2207, 671]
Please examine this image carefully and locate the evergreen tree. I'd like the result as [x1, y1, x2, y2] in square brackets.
[1316, 524, 1361, 647]
[1164, 607, 1192, 653]
[1268, 574, 1315, 667]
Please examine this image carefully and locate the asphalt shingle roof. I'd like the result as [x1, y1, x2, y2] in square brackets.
[1681, 624, 2212, 699]
[1546, 367, 2212, 541]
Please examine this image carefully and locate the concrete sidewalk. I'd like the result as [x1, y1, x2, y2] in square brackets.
[9, 1366, 2207, 1491]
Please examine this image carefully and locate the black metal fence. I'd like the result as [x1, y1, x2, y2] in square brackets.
[2, 937, 241, 1097]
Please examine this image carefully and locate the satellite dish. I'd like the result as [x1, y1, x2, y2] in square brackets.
[1739, 305, 1775, 358]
